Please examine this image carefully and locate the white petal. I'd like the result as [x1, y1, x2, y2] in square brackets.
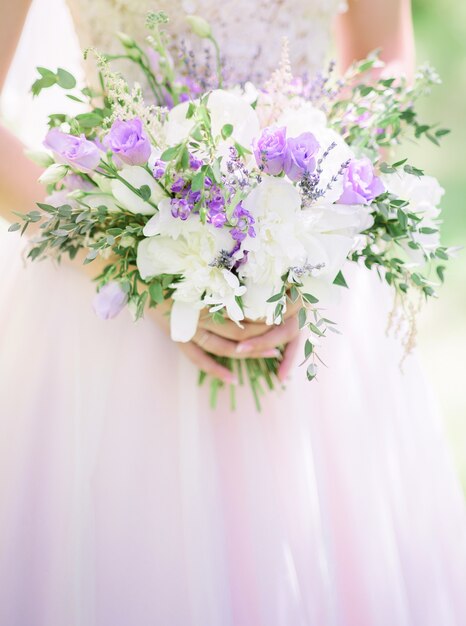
[137, 236, 187, 279]
[111, 166, 166, 215]
[170, 300, 200, 342]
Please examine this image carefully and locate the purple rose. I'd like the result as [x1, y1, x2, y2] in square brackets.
[284, 132, 320, 182]
[44, 129, 101, 173]
[253, 126, 287, 175]
[103, 117, 151, 166]
[92, 282, 127, 320]
[338, 157, 385, 205]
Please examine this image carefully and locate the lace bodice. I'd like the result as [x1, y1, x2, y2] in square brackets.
[66, 0, 347, 85]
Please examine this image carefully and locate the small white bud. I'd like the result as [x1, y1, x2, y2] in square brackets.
[25, 150, 54, 168]
[38, 163, 68, 185]
[186, 15, 212, 39]
[120, 235, 136, 248]
[116, 32, 137, 48]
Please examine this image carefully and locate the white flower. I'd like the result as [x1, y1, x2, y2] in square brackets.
[111, 166, 167, 215]
[240, 177, 308, 285]
[382, 171, 444, 264]
[276, 101, 327, 136]
[241, 281, 285, 324]
[25, 150, 54, 168]
[165, 89, 260, 150]
[38, 163, 68, 185]
[239, 176, 362, 314]
[382, 171, 444, 219]
[302, 202, 374, 238]
[137, 220, 244, 341]
[143, 197, 204, 240]
[84, 193, 121, 213]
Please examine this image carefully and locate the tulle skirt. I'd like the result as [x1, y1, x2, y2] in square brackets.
[1, 224, 466, 626]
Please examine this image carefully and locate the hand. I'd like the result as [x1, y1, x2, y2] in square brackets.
[148, 299, 302, 385]
[235, 314, 302, 382]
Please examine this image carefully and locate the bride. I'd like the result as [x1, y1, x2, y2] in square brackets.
[1, 1, 466, 624]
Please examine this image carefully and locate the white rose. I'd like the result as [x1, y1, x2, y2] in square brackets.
[111, 166, 166, 215]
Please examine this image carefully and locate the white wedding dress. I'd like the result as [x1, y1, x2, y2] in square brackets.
[1, 1, 466, 625]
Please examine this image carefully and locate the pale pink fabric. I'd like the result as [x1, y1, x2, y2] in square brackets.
[1, 229, 466, 626]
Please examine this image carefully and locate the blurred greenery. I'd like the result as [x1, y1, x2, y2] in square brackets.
[411, 1, 466, 489]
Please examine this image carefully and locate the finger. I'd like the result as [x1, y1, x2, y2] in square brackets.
[236, 316, 300, 354]
[198, 317, 269, 341]
[278, 336, 301, 382]
[194, 329, 280, 359]
[179, 342, 237, 384]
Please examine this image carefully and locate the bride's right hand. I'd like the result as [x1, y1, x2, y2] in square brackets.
[147, 299, 286, 384]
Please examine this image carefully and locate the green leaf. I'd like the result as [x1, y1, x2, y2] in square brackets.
[306, 363, 317, 381]
[191, 170, 205, 192]
[66, 94, 85, 103]
[107, 227, 123, 236]
[289, 286, 299, 303]
[403, 164, 424, 177]
[56, 68, 77, 89]
[149, 281, 164, 305]
[309, 323, 325, 337]
[139, 184, 152, 201]
[31, 75, 57, 96]
[397, 208, 407, 230]
[302, 292, 319, 304]
[75, 112, 102, 128]
[267, 291, 284, 303]
[380, 162, 396, 174]
[160, 145, 181, 161]
[8, 223, 21, 232]
[180, 146, 190, 170]
[304, 339, 314, 359]
[436, 265, 446, 283]
[298, 307, 307, 329]
[333, 270, 348, 288]
[419, 226, 438, 234]
[37, 66, 55, 78]
[392, 158, 408, 168]
[221, 123, 234, 140]
[186, 102, 196, 119]
[84, 249, 99, 263]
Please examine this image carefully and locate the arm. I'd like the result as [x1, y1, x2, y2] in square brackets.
[335, 0, 415, 76]
[0, 0, 44, 222]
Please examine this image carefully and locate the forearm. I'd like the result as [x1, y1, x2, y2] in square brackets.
[335, 0, 415, 77]
[0, 122, 44, 222]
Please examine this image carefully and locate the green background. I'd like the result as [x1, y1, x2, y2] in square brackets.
[411, 0, 466, 488]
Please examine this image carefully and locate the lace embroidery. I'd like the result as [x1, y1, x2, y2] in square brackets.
[66, 0, 347, 86]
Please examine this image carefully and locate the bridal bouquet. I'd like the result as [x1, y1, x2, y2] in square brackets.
[12, 12, 453, 407]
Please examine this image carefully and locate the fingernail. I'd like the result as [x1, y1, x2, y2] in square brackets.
[236, 343, 251, 354]
[226, 375, 238, 385]
[262, 349, 280, 358]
